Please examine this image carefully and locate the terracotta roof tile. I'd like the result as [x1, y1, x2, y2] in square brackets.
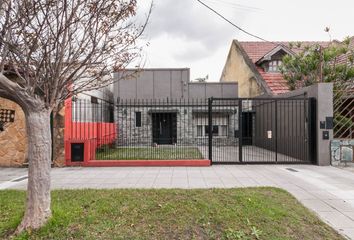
[239, 41, 329, 63]
[239, 41, 329, 95]
[335, 37, 354, 65]
[256, 67, 289, 95]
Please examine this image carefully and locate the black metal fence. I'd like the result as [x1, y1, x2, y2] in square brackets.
[114, 99, 209, 160]
[210, 98, 316, 164]
[68, 97, 316, 163]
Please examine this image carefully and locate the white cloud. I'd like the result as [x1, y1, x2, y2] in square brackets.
[136, 0, 354, 82]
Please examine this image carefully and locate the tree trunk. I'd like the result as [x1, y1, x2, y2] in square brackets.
[16, 109, 52, 233]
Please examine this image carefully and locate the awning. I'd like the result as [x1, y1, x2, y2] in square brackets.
[147, 109, 180, 114]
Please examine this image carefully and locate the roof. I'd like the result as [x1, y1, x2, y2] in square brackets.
[335, 36, 354, 65]
[238, 41, 330, 95]
[256, 67, 289, 95]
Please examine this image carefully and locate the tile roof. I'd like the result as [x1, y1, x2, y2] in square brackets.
[335, 37, 354, 65]
[238, 41, 330, 95]
[256, 67, 289, 95]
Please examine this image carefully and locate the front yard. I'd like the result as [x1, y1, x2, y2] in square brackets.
[0, 188, 344, 239]
[96, 146, 204, 160]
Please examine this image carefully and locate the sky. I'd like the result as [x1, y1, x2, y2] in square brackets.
[136, 0, 354, 82]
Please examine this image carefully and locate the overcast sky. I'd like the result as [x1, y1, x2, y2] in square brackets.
[136, 0, 354, 82]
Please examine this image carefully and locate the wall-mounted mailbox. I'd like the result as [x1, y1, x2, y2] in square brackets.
[267, 130, 272, 139]
[322, 131, 329, 140]
[326, 117, 333, 129]
[71, 143, 84, 162]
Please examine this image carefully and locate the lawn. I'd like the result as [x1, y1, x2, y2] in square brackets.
[96, 146, 204, 160]
[0, 188, 343, 240]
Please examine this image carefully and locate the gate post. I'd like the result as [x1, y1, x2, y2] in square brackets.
[308, 98, 317, 164]
[275, 100, 278, 163]
[208, 97, 213, 162]
[238, 99, 242, 162]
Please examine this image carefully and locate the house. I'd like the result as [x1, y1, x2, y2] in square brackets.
[113, 68, 238, 146]
[220, 40, 329, 97]
[0, 81, 115, 167]
[0, 96, 27, 166]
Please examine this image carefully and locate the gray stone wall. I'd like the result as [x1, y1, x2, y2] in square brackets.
[331, 140, 354, 166]
[115, 105, 239, 147]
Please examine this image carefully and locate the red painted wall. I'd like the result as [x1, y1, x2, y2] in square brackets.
[64, 98, 116, 164]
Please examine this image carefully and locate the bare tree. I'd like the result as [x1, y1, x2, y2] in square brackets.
[0, 0, 150, 232]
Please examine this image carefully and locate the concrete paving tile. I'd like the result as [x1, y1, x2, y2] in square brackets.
[327, 190, 354, 200]
[342, 212, 354, 221]
[152, 183, 173, 188]
[154, 177, 172, 184]
[205, 182, 225, 188]
[287, 189, 318, 200]
[99, 183, 122, 189]
[301, 199, 335, 212]
[120, 178, 140, 184]
[135, 184, 155, 189]
[117, 183, 137, 188]
[323, 199, 354, 212]
[223, 182, 243, 188]
[339, 228, 354, 240]
[236, 178, 261, 187]
[203, 178, 223, 185]
[171, 179, 189, 185]
[317, 211, 354, 228]
[229, 171, 249, 178]
[309, 190, 341, 200]
[188, 182, 207, 188]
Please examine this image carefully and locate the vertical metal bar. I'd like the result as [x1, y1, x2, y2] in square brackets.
[308, 98, 317, 164]
[208, 97, 213, 162]
[275, 100, 278, 163]
[238, 99, 243, 163]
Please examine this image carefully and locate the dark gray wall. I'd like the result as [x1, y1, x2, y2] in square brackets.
[113, 69, 238, 101]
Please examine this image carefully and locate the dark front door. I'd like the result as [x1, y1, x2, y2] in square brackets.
[152, 113, 177, 144]
[242, 112, 254, 145]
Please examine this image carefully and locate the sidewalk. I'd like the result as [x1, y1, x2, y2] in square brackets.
[1, 165, 354, 239]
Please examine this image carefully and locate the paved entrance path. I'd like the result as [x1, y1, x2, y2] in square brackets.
[1, 165, 354, 239]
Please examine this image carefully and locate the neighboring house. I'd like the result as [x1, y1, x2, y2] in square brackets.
[220, 40, 329, 97]
[0, 97, 27, 166]
[0, 73, 115, 167]
[113, 68, 238, 146]
[64, 85, 117, 164]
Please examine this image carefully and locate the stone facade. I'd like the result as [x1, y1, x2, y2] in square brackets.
[52, 105, 66, 167]
[0, 97, 66, 167]
[115, 105, 239, 147]
[0, 97, 28, 166]
[331, 140, 354, 167]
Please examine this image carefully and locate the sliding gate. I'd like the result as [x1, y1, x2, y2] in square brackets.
[209, 98, 316, 164]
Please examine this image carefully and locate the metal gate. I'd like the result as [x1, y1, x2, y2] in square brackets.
[67, 97, 316, 164]
[208, 98, 316, 164]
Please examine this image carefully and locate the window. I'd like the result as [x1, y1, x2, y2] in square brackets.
[91, 96, 98, 104]
[205, 125, 219, 136]
[109, 106, 114, 123]
[135, 112, 141, 127]
[197, 125, 203, 137]
[220, 125, 228, 136]
[267, 60, 282, 72]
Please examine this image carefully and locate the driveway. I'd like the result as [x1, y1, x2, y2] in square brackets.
[1, 165, 354, 239]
